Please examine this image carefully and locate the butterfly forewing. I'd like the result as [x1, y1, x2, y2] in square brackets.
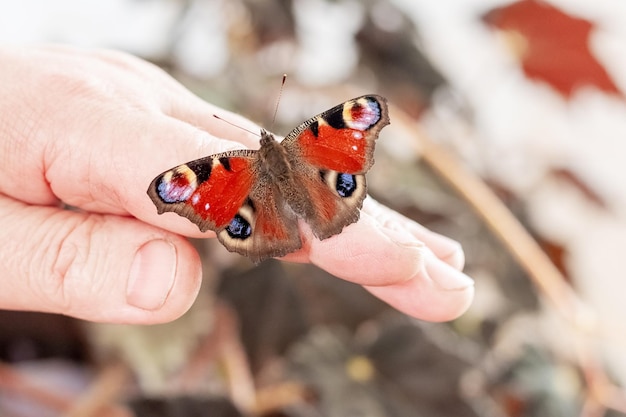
[280, 95, 389, 239]
[282, 95, 389, 174]
[147, 151, 256, 233]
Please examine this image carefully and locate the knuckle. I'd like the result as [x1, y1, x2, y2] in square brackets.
[39, 215, 101, 313]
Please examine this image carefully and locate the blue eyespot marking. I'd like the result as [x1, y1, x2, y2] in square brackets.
[336, 173, 357, 198]
[226, 214, 252, 240]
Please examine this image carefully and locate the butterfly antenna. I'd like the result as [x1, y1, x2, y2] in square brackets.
[212, 74, 287, 135]
[271, 74, 287, 127]
[212, 115, 261, 137]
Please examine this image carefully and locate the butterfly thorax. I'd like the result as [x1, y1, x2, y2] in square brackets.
[257, 129, 294, 182]
[257, 129, 312, 217]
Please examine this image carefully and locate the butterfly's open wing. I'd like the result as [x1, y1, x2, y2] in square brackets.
[281, 95, 389, 239]
[148, 150, 301, 262]
[148, 151, 257, 233]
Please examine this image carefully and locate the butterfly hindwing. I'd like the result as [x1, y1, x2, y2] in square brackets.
[281, 95, 389, 239]
[215, 178, 302, 262]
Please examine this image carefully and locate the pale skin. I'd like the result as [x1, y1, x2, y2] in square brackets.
[0, 44, 474, 324]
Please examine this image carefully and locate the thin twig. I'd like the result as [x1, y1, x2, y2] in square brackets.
[392, 105, 590, 324]
[0, 362, 72, 413]
[63, 361, 131, 417]
[388, 103, 626, 415]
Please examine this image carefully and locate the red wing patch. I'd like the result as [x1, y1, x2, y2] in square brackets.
[188, 158, 254, 228]
[148, 155, 255, 232]
[295, 95, 388, 174]
[298, 125, 369, 173]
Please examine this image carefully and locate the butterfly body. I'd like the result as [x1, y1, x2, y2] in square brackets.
[148, 95, 389, 262]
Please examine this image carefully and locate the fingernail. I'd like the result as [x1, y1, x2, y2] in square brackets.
[441, 243, 465, 270]
[426, 233, 466, 270]
[127, 240, 177, 310]
[426, 257, 474, 291]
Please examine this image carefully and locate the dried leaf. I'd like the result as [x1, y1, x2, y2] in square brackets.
[483, 0, 621, 98]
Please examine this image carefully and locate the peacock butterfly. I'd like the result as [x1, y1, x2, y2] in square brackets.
[147, 95, 390, 262]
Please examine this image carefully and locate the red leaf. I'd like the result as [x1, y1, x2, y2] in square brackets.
[483, 0, 621, 98]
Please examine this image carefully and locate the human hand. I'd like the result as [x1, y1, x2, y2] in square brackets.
[0, 44, 473, 324]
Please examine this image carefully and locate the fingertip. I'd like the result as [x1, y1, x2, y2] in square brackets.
[424, 233, 466, 270]
[365, 257, 474, 322]
[121, 233, 203, 324]
[425, 251, 473, 292]
[362, 197, 467, 270]
[444, 243, 466, 271]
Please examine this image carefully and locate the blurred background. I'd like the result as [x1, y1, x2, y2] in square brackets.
[1, 0, 626, 416]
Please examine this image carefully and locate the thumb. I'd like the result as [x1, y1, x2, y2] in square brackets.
[0, 195, 202, 324]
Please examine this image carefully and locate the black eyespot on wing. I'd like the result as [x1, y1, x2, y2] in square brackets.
[309, 120, 319, 137]
[325, 109, 347, 130]
[186, 160, 212, 184]
[219, 157, 232, 171]
[226, 214, 252, 240]
[336, 173, 357, 198]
